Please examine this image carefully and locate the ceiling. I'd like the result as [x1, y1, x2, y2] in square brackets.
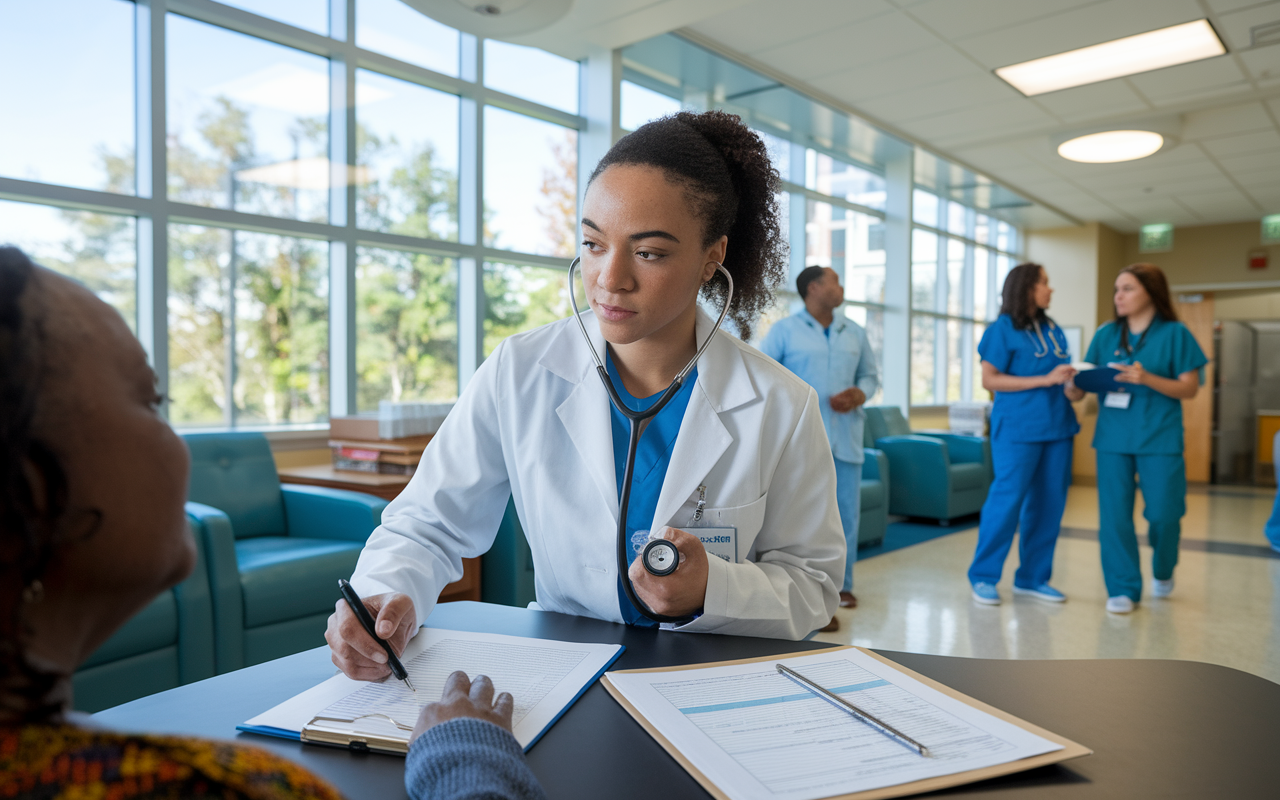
[508, 0, 1280, 232]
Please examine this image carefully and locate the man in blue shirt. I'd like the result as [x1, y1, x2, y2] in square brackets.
[760, 266, 880, 631]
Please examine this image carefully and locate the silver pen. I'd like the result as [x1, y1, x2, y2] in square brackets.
[776, 663, 930, 757]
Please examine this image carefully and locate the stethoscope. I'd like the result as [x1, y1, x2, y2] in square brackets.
[567, 256, 735, 624]
[1028, 319, 1068, 359]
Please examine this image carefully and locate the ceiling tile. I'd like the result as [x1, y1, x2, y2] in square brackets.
[1182, 101, 1275, 140]
[1205, 0, 1280, 14]
[904, 0, 1098, 41]
[1176, 189, 1263, 220]
[1112, 197, 1199, 224]
[810, 45, 987, 95]
[1216, 149, 1280, 172]
[1203, 129, 1280, 156]
[1238, 45, 1280, 85]
[685, 0, 895, 55]
[756, 12, 941, 78]
[955, 0, 1206, 70]
[1031, 81, 1153, 123]
[855, 74, 1015, 121]
[1213, 1, 1280, 50]
[1125, 56, 1250, 100]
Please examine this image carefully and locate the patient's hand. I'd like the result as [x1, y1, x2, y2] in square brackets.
[411, 671, 515, 743]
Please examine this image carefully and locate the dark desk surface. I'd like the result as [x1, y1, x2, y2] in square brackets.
[95, 602, 1280, 799]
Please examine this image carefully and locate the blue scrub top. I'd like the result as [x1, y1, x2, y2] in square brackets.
[979, 314, 1080, 443]
[606, 351, 697, 627]
[758, 309, 879, 463]
[1084, 317, 1207, 454]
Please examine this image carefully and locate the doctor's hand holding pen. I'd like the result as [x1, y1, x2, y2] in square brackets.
[627, 526, 710, 617]
[326, 591, 418, 681]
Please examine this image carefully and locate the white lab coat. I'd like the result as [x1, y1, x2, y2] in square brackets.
[351, 308, 845, 640]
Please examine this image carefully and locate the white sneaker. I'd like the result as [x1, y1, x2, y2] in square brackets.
[1151, 578, 1174, 598]
[1106, 596, 1135, 614]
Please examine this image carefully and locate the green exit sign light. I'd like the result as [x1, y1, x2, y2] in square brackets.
[1139, 223, 1174, 253]
[1264, 214, 1280, 245]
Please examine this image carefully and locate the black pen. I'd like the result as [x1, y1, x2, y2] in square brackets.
[337, 579, 415, 692]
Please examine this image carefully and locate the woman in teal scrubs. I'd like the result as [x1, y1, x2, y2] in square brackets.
[1078, 263, 1206, 615]
[968, 263, 1079, 605]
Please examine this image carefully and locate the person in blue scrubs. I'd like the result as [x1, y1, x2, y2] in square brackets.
[1265, 430, 1280, 554]
[968, 263, 1079, 606]
[1079, 263, 1206, 615]
[760, 265, 880, 629]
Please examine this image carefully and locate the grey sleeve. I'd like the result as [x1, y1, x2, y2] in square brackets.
[405, 719, 548, 800]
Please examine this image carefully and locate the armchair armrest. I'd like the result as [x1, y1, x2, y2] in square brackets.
[185, 501, 243, 673]
[861, 448, 888, 484]
[875, 435, 953, 519]
[281, 484, 388, 543]
[919, 432, 986, 465]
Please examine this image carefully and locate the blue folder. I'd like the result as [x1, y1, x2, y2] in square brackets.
[1073, 367, 1123, 394]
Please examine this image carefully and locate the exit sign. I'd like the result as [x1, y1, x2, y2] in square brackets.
[1139, 223, 1174, 253]
[1264, 214, 1280, 245]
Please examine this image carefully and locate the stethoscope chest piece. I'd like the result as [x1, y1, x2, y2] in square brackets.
[642, 539, 680, 577]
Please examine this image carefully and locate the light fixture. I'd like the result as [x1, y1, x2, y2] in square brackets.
[397, 0, 573, 38]
[1057, 130, 1165, 163]
[996, 20, 1226, 96]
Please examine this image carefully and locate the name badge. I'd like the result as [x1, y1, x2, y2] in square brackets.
[1104, 392, 1132, 409]
[689, 527, 738, 563]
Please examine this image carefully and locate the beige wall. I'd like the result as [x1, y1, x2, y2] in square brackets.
[1026, 222, 1128, 354]
[1216, 288, 1280, 320]
[1119, 221, 1280, 292]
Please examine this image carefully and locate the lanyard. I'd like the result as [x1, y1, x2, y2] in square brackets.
[1116, 323, 1151, 360]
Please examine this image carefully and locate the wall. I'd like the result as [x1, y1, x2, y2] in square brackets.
[1026, 222, 1102, 348]
[1119, 221, 1280, 292]
[1216, 287, 1280, 320]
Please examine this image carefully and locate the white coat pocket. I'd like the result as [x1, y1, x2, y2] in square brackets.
[689, 493, 768, 562]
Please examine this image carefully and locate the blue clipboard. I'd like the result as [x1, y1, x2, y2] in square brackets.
[1073, 367, 1123, 394]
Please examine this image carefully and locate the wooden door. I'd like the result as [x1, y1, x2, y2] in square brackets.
[1176, 293, 1214, 483]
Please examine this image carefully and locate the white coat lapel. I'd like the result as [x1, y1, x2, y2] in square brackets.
[545, 313, 619, 519]
[651, 310, 758, 529]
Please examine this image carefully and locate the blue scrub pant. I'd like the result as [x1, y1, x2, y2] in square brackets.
[968, 437, 1072, 589]
[834, 457, 862, 593]
[1096, 451, 1186, 601]
[1266, 431, 1280, 550]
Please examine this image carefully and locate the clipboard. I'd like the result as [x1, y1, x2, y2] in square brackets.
[602, 646, 1091, 800]
[1072, 367, 1124, 394]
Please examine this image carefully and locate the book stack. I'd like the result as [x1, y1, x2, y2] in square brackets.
[329, 402, 454, 477]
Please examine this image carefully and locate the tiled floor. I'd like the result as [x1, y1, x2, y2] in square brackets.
[817, 484, 1280, 685]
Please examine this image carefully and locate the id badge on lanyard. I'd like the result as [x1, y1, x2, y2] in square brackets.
[1104, 392, 1132, 409]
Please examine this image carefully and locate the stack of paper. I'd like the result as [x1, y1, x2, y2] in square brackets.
[241, 628, 623, 754]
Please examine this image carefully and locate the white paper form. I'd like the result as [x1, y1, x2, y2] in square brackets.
[606, 648, 1062, 800]
[243, 627, 622, 750]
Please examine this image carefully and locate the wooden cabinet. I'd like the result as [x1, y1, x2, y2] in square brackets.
[277, 464, 481, 603]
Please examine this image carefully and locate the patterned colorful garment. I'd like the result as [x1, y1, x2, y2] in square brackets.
[0, 723, 346, 800]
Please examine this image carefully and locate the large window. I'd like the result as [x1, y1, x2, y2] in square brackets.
[910, 189, 1021, 406]
[0, 0, 581, 428]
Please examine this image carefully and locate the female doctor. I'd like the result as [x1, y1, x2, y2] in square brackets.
[327, 111, 845, 680]
[1077, 263, 1206, 615]
[967, 263, 1079, 606]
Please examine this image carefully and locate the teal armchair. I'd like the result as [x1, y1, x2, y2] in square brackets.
[481, 496, 537, 609]
[857, 449, 889, 549]
[864, 406, 990, 525]
[72, 516, 216, 712]
[183, 433, 388, 673]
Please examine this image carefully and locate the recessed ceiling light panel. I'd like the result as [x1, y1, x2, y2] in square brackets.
[996, 20, 1226, 96]
[1057, 130, 1165, 163]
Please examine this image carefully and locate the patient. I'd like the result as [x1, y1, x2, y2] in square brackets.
[0, 246, 547, 800]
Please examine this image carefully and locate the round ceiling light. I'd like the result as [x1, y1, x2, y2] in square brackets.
[1057, 130, 1165, 163]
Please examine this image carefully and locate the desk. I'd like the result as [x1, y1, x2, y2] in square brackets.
[277, 464, 480, 603]
[95, 602, 1280, 799]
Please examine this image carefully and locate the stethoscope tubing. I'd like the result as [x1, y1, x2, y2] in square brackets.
[566, 257, 735, 624]
[1027, 318, 1068, 359]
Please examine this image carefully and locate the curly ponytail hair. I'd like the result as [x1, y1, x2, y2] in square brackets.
[588, 110, 787, 340]
[0, 247, 66, 723]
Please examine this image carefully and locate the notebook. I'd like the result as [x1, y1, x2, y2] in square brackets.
[240, 627, 624, 755]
